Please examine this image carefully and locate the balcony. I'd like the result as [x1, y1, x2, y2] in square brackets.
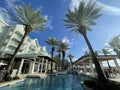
[15, 31, 23, 37]
[4, 49, 14, 55]
[12, 34, 22, 42]
[8, 41, 18, 48]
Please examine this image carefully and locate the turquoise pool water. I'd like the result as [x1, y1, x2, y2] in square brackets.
[0, 75, 85, 90]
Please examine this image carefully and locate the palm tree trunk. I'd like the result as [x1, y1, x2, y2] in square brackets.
[62, 51, 65, 70]
[70, 58, 73, 71]
[104, 54, 111, 69]
[58, 53, 61, 70]
[58, 53, 61, 61]
[107, 60, 111, 69]
[83, 33, 107, 81]
[51, 47, 54, 73]
[7, 31, 28, 73]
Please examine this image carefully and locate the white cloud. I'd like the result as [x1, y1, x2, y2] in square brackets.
[5, 0, 20, 7]
[104, 42, 109, 47]
[97, 1, 120, 15]
[81, 47, 89, 53]
[0, 8, 10, 23]
[45, 15, 53, 30]
[0, 0, 20, 23]
[69, 0, 81, 11]
[69, 0, 120, 15]
[62, 36, 74, 48]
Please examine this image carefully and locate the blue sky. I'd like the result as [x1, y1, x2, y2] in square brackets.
[0, 0, 120, 62]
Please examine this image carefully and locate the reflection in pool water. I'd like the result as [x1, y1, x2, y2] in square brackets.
[1, 75, 85, 90]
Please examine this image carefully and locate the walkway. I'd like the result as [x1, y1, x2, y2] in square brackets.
[0, 79, 25, 87]
[109, 74, 120, 83]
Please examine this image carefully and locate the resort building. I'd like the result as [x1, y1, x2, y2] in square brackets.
[0, 18, 56, 77]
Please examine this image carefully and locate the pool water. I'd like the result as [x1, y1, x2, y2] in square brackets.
[0, 75, 85, 90]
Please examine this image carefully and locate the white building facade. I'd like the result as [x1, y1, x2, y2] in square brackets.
[0, 20, 56, 77]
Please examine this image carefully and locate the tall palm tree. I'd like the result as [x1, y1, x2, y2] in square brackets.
[57, 47, 62, 62]
[59, 42, 69, 70]
[45, 37, 59, 73]
[109, 35, 120, 58]
[64, 1, 106, 81]
[102, 48, 111, 68]
[6, 2, 46, 72]
[56, 47, 62, 70]
[68, 54, 74, 71]
[54, 54, 61, 70]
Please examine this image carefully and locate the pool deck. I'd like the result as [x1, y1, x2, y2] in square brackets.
[0, 79, 25, 87]
[109, 74, 120, 83]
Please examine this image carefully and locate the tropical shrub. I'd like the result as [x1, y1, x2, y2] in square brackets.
[13, 76, 20, 80]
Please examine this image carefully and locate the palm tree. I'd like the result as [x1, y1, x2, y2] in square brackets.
[68, 54, 74, 71]
[64, 1, 106, 81]
[56, 47, 62, 70]
[6, 2, 46, 72]
[101, 48, 111, 68]
[59, 42, 69, 70]
[54, 54, 61, 70]
[109, 35, 120, 58]
[45, 37, 59, 73]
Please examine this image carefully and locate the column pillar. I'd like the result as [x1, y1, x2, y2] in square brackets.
[28, 61, 33, 74]
[40, 57, 44, 73]
[89, 60, 94, 76]
[53, 62, 55, 70]
[83, 62, 87, 73]
[45, 59, 48, 73]
[37, 59, 41, 73]
[31, 58, 36, 73]
[17, 59, 24, 75]
[100, 61, 104, 70]
[114, 59, 120, 73]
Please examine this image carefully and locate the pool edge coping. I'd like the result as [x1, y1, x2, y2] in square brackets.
[0, 79, 25, 88]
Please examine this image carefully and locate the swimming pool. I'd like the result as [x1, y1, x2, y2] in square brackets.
[0, 75, 85, 90]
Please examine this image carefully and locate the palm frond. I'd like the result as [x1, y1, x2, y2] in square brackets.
[6, 2, 46, 32]
[45, 37, 59, 47]
[59, 42, 69, 51]
[64, 0, 102, 35]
